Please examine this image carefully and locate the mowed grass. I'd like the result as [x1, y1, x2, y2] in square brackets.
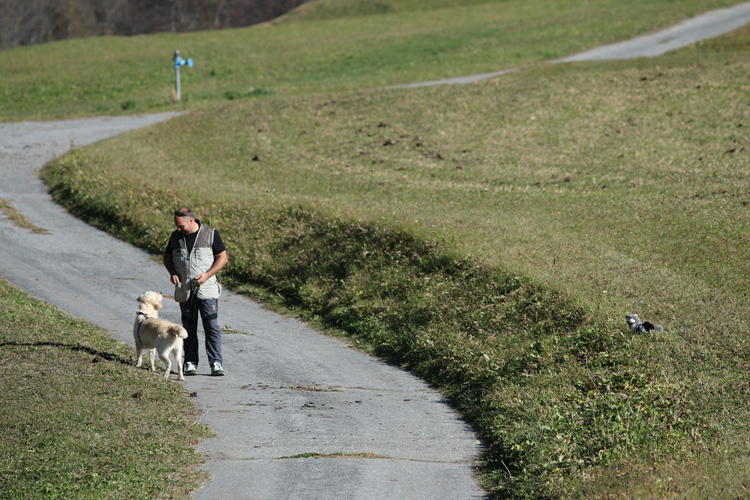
[0, 0, 742, 121]
[0, 278, 213, 499]
[40, 18, 750, 499]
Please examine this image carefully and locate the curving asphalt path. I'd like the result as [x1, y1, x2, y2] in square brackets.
[0, 115, 486, 499]
[3, 4, 750, 499]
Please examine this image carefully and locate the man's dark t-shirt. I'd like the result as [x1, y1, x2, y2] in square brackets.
[164, 222, 226, 256]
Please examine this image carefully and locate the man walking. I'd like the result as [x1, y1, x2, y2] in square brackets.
[163, 208, 228, 376]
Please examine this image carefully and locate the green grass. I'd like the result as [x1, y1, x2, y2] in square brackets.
[6, 0, 750, 497]
[0, 278, 213, 499]
[0, 0, 742, 121]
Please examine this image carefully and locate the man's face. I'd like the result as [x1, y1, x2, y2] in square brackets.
[175, 216, 198, 235]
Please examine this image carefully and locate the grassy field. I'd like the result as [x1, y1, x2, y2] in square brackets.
[0, 277, 213, 499]
[0, 0, 741, 121]
[5, 0, 750, 498]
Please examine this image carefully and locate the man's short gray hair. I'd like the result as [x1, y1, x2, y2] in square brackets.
[174, 208, 195, 220]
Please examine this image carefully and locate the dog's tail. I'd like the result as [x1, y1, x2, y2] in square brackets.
[134, 312, 148, 343]
[172, 325, 188, 339]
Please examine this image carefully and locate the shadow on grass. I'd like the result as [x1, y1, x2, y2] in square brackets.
[1, 341, 131, 366]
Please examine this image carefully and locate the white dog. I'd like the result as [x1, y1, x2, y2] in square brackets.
[133, 291, 188, 381]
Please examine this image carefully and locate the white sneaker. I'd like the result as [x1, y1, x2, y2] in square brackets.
[184, 362, 198, 376]
[211, 362, 225, 376]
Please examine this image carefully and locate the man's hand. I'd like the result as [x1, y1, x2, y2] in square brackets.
[164, 254, 180, 285]
[193, 251, 228, 286]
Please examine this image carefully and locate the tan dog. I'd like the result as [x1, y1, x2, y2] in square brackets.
[133, 291, 187, 381]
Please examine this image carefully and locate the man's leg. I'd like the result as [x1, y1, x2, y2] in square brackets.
[180, 300, 200, 366]
[198, 298, 223, 366]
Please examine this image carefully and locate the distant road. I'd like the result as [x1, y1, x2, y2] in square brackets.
[394, 2, 750, 88]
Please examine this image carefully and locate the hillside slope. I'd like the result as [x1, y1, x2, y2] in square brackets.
[4, 0, 750, 497]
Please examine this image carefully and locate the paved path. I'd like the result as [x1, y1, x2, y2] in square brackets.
[0, 116, 485, 499]
[394, 1, 750, 88]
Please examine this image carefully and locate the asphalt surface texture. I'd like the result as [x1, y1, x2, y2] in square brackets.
[2, 4, 750, 499]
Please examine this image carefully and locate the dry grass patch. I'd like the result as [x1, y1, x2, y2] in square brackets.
[0, 199, 49, 233]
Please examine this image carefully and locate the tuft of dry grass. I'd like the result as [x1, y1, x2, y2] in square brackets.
[0, 199, 49, 233]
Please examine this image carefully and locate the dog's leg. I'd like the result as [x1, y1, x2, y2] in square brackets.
[159, 350, 172, 379]
[175, 344, 185, 381]
[134, 321, 143, 367]
[148, 348, 156, 372]
[134, 339, 145, 368]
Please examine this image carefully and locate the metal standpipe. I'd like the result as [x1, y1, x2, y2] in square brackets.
[173, 49, 193, 101]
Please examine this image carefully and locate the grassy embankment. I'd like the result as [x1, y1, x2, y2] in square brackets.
[4, 0, 750, 498]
